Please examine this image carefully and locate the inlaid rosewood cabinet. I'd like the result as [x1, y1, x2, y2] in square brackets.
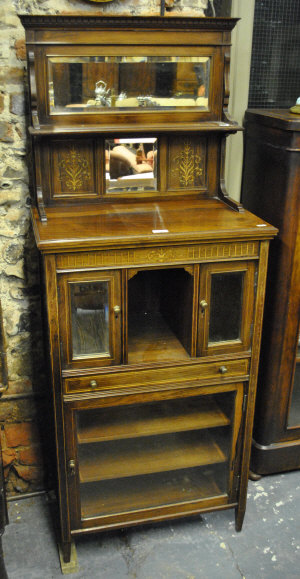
[20, 15, 277, 568]
[242, 110, 300, 476]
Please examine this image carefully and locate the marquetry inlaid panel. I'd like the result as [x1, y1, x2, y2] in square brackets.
[56, 241, 259, 271]
[168, 136, 207, 191]
[51, 138, 98, 198]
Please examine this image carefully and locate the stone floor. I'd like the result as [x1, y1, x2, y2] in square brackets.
[2, 470, 300, 579]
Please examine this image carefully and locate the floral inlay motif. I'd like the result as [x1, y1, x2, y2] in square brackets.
[58, 146, 91, 191]
[172, 139, 203, 187]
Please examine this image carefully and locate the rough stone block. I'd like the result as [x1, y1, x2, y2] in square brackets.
[2, 448, 16, 468]
[18, 444, 43, 466]
[0, 121, 14, 143]
[14, 464, 44, 483]
[14, 39, 26, 61]
[5, 421, 40, 448]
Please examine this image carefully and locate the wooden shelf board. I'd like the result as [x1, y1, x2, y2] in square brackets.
[80, 465, 226, 519]
[128, 312, 190, 364]
[77, 396, 230, 443]
[78, 431, 227, 483]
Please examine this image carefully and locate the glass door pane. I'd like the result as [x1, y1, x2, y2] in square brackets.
[209, 272, 243, 343]
[198, 261, 255, 356]
[288, 331, 300, 428]
[74, 391, 239, 521]
[58, 270, 121, 368]
[70, 281, 109, 357]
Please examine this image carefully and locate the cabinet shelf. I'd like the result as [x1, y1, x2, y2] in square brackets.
[80, 465, 227, 519]
[78, 430, 227, 483]
[77, 396, 230, 444]
[128, 312, 190, 364]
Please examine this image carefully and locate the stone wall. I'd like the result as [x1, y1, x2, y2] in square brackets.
[0, 0, 210, 496]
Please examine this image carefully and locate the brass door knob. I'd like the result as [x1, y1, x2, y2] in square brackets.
[200, 300, 208, 310]
[219, 366, 228, 375]
[90, 379, 98, 389]
[68, 459, 76, 476]
[113, 305, 121, 315]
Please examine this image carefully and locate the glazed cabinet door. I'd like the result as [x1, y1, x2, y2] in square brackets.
[197, 261, 256, 356]
[287, 326, 300, 431]
[65, 384, 245, 531]
[58, 270, 122, 369]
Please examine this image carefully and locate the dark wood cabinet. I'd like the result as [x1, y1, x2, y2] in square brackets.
[242, 109, 300, 476]
[20, 16, 277, 570]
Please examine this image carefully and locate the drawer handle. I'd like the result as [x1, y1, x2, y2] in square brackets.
[200, 299, 208, 310]
[219, 366, 228, 375]
[113, 305, 121, 316]
[90, 380, 98, 389]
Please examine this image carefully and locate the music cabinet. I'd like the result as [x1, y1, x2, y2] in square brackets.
[20, 15, 276, 569]
[242, 109, 300, 477]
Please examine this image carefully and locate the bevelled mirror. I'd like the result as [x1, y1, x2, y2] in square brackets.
[47, 56, 211, 113]
[105, 137, 158, 193]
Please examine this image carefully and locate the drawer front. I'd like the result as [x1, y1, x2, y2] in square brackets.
[63, 358, 250, 395]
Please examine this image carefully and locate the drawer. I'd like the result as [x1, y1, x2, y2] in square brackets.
[63, 358, 250, 395]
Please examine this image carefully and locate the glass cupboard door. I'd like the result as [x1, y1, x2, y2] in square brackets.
[58, 270, 121, 369]
[288, 329, 300, 429]
[66, 385, 244, 528]
[197, 261, 256, 356]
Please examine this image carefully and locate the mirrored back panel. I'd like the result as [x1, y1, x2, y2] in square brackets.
[48, 56, 210, 114]
[106, 138, 158, 193]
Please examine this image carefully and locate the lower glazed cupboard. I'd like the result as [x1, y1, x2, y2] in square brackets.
[65, 383, 245, 531]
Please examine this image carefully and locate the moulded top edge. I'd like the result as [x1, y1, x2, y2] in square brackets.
[28, 121, 243, 136]
[19, 15, 240, 32]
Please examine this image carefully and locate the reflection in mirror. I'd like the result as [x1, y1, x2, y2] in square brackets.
[106, 138, 157, 193]
[47, 56, 210, 113]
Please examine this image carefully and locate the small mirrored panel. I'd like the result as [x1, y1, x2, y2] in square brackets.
[48, 56, 210, 113]
[106, 138, 157, 193]
[70, 281, 110, 358]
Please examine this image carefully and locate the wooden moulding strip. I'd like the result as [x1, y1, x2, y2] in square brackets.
[55, 242, 260, 271]
[72, 498, 236, 534]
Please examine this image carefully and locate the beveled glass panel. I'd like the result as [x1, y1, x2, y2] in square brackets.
[288, 363, 300, 427]
[76, 392, 234, 519]
[105, 137, 157, 193]
[70, 281, 109, 358]
[288, 330, 300, 428]
[48, 56, 210, 113]
[209, 272, 243, 343]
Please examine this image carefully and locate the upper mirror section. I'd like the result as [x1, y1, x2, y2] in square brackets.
[48, 56, 210, 114]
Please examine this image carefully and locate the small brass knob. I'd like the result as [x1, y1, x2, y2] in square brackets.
[219, 366, 228, 375]
[200, 300, 208, 310]
[90, 379, 98, 389]
[69, 459, 76, 476]
[113, 305, 121, 315]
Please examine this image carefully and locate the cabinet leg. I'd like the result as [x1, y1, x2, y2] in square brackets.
[249, 470, 262, 481]
[58, 540, 78, 575]
[235, 506, 245, 532]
